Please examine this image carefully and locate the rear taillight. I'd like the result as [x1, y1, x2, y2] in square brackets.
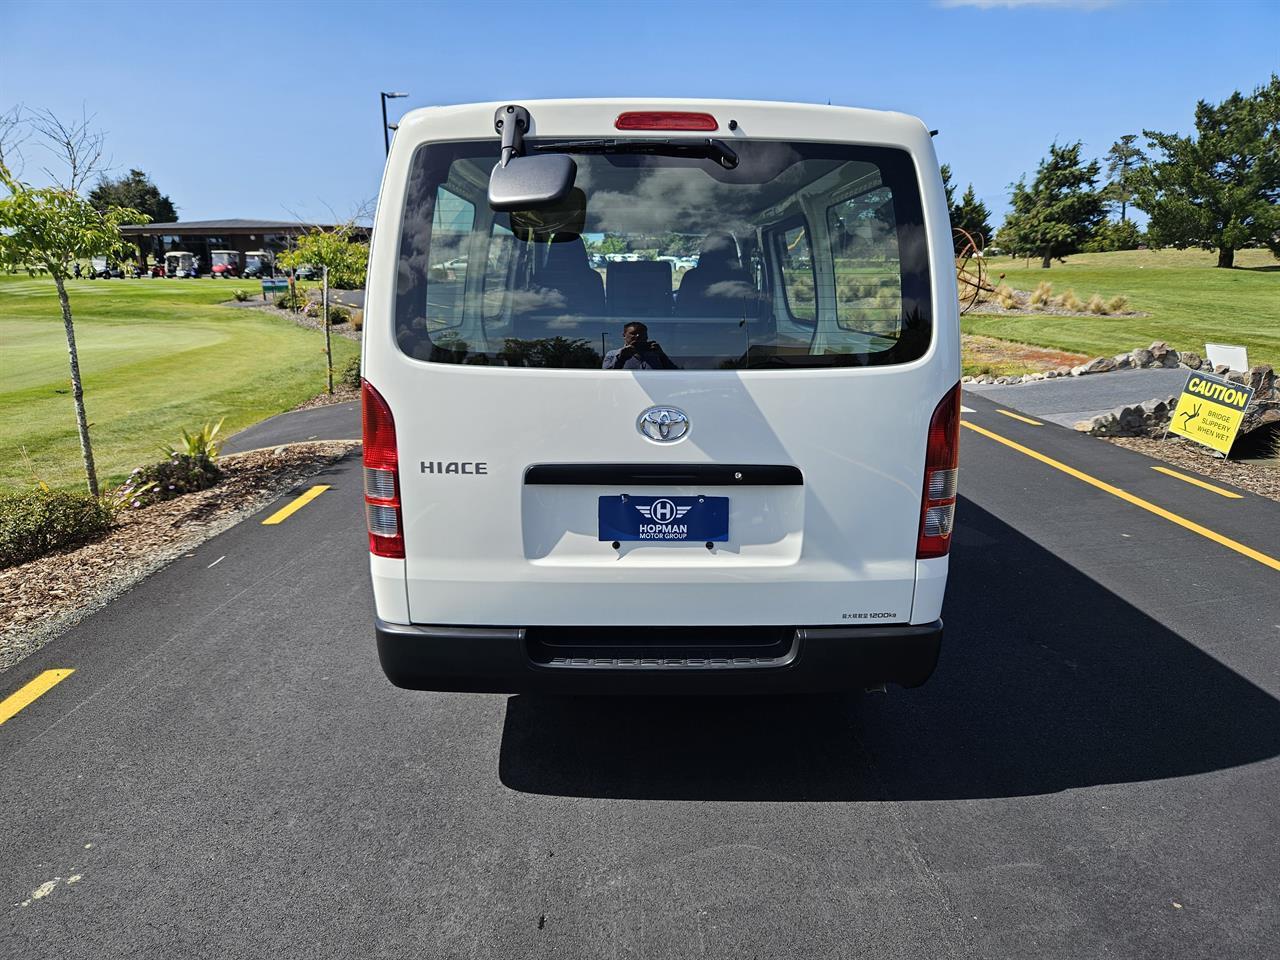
[918, 383, 961, 559]
[615, 111, 718, 131]
[362, 380, 404, 559]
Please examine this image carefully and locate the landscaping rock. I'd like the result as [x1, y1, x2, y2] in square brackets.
[1074, 395, 1179, 438]
[1179, 351, 1203, 370]
[1113, 353, 1134, 370]
[1131, 348, 1154, 368]
[1247, 364, 1275, 397]
[1077, 357, 1117, 375]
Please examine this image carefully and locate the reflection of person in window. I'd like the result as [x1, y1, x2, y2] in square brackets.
[602, 322, 678, 370]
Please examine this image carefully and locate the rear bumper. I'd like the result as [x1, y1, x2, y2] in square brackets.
[375, 618, 942, 694]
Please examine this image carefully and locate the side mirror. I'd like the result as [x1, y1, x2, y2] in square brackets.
[489, 153, 577, 211]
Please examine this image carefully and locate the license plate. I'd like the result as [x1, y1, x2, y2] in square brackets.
[598, 495, 729, 542]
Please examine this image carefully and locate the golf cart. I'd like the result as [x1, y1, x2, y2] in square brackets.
[165, 251, 198, 278]
[293, 263, 322, 281]
[89, 257, 124, 279]
[243, 250, 274, 278]
[210, 250, 241, 278]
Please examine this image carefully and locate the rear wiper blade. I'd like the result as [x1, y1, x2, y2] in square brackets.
[534, 137, 739, 169]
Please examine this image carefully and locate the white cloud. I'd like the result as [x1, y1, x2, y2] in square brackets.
[937, 0, 1117, 9]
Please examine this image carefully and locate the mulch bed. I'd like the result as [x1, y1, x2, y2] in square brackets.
[292, 384, 359, 411]
[0, 441, 359, 673]
[1104, 436, 1280, 503]
[962, 334, 1091, 372]
[223, 298, 362, 341]
[967, 285, 1148, 318]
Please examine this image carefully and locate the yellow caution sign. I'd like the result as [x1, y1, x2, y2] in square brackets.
[1169, 372, 1253, 454]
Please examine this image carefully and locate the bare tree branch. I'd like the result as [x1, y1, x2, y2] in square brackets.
[0, 104, 28, 178]
[350, 195, 377, 225]
[28, 105, 108, 192]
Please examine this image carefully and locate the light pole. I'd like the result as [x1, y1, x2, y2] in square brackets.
[381, 91, 408, 155]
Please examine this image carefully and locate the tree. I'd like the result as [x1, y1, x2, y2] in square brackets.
[1133, 75, 1280, 268]
[88, 169, 177, 223]
[1103, 135, 1145, 222]
[0, 110, 146, 496]
[952, 185, 993, 252]
[277, 224, 370, 394]
[997, 142, 1105, 268]
[940, 163, 957, 213]
[1082, 218, 1143, 252]
[588, 233, 628, 256]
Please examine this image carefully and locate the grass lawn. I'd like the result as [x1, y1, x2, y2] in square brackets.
[0, 275, 358, 493]
[963, 248, 1280, 371]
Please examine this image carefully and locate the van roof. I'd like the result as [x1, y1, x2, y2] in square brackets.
[394, 98, 932, 153]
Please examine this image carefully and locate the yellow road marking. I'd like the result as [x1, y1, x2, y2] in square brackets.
[961, 421, 1280, 572]
[996, 409, 1043, 426]
[0, 669, 74, 724]
[1151, 466, 1243, 499]
[261, 485, 330, 525]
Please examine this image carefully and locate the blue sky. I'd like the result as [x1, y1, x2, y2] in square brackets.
[4, 0, 1277, 226]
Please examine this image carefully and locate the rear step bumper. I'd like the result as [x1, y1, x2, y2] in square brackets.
[375, 618, 942, 694]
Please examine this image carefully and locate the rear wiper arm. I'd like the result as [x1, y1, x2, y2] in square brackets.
[534, 137, 739, 170]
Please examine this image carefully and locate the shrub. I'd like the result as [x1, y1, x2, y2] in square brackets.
[1086, 294, 1108, 315]
[162, 420, 224, 461]
[0, 490, 114, 568]
[995, 283, 1019, 310]
[1056, 289, 1084, 312]
[328, 305, 352, 325]
[232, 288, 250, 302]
[349, 310, 364, 331]
[118, 454, 222, 509]
[341, 354, 362, 390]
[275, 289, 308, 311]
[1107, 295, 1129, 313]
[1029, 281, 1053, 308]
[304, 300, 322, 318]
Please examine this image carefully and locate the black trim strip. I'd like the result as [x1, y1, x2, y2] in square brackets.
[524, 463, 803, 486]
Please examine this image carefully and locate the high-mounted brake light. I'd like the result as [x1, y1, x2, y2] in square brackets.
[615, 111, 718, 132]
[362, 380, 404, 559]
[917, 383, 961, 560]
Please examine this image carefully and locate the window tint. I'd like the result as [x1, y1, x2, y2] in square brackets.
[776, 224, 815, 324]
[423, 187, 475, 330]
[483, 222, 514, 320]
[827, 186, 903, 338]
[395, 141, 930, 369]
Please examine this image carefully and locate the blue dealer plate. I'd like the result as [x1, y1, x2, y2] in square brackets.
[598, 495, 729, 542]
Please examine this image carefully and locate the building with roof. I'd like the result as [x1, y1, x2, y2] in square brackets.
[118, 219, 370, 272]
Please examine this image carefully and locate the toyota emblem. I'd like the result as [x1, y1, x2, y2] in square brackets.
[637, 406, 690, 443]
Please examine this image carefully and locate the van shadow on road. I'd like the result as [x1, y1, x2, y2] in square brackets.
[498, 497, 1280, 801]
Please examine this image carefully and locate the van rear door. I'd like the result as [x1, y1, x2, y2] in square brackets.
[368, 105, 957, 630]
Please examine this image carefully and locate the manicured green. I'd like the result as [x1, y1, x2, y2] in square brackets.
[964, 247, 1280, 370]
[0, 275, 357, 492]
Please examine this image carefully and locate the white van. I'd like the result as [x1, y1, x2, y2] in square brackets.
[363, 99, 960, 693]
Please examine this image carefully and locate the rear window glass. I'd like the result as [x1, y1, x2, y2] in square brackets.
[394, 140, 930, 369]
